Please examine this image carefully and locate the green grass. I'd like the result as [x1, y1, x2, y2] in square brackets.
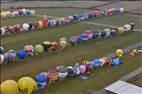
[34, 8, 92, 17]
[87, 14, 142, 29]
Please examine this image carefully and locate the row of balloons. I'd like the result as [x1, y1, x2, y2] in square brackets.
[0, 49, 124, 94]
[0, 23, 135, 64]
[1, 8, 36, 19]
[0, 8, 124, 36]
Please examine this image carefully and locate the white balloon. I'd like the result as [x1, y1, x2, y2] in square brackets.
[0, 54, 4, 64]
[104, 28, 111, 37]
[22, 23, 29, 31]
[123, 24, 131, 31]
[22, 8, 26, 15]
[120, 8, 124, 13]
[0, 28, 5, 35]
[12, 11, 19, 17]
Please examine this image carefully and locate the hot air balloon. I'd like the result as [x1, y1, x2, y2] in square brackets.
[117, 27, 125, 34]
[111, 58, 121, 66]
[24, 45, 34, 56]
[67, 66, 75, 77]
[79, 65, 86, 74]
[42, 41, 51, 52]
[104, 28, 111, 37]
[0, 54, 4, 64]
[116, 49, 123, 57]
[38, 21, 44, 28]
[70, 36, 78, 45]
[0, 28, 6, 36]
[23, 23, 30, 31]
[47, 70, 59, 82]
[35, 44, 44, 55]
[6, 11, 11, 17]
[123, 24, 131, 31]
[30, 10, 36, 16]
[0, 46, 4, 54]
[35, 73, 48, 89]
[1, 80, 18, 94]
[17, 49, 26, 60]
[80, 33, 89, 41]
[26, 9, 31, 16]
[56, 65, 68, 80]
[73, 63, 80, 75]
[84, 30, 93, 39]
[51, 42, 58, 51]
[59, 40, 68, 50]
[1, 12, 7, 18]
[119, 8, 124, 13]
[111, 29, 117, 36]
[18, 77, 37, 94]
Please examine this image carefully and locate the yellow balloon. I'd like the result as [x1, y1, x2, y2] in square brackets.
[38, 21, 43, 28]
[18, 77, 37, 94]
[6, 11, 11, 17]
[1, 12, 7, 18]
[117, 27, 125, 34]
[59, 40, 67, 49]
[116, 49, 123, 57]
[30, 10, 36, 16]
[1, 80, 18, 94]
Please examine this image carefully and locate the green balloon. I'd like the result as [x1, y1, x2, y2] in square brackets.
[35, 44, 44, 53]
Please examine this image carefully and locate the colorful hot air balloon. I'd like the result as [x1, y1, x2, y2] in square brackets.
[30, 10, 36, 16]
[24, 45, 34, 56]
[67, 66, 75, 77]
[117, 27, 125, 34]
[17, 49, 26, 59]
[35, 73, 48, 89]
[70, 36, 78, 45]
[59, 40, 68, 50]
[51, 42, 58, 51]
[47, 70, 59, 82]
[0, 46, 4, 54]
[79, 65, 86, 74]
[42, 41, 51, 52]
[1, 80, 18, 94]
[112, 58, 121, 66]
[123, 24, 131, 31]
[56, 65, 68, 80]
[116, 49, 123, 57]
[35, 44, 44, 55]
[18, 77, 37, 94]
[73, 63, 80, 75]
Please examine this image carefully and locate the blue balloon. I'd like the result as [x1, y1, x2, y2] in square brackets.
[112, 58, 120, 66]
[92, 59, 101, 67]
[17, 49, 26, 59]
[26, 9, 31, 15]
[0, 47, 4, 54]
[111, 31, 117, 36]
[100, 31, 106, 38]
[80, 34, 89, 40]
[35, 74, 47, 82]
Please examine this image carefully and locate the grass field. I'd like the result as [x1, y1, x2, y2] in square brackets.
[1, 8, 142, 94]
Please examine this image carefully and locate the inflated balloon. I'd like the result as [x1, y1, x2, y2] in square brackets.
[26, 9, 31, 16]
[93, 59, 101, 67]
[70, 36, 77, 45]
[0, 28, 6, 35]
[117, 27, 125, 34]
[60, 37, 68, 42]
[35, 74, 47, 89]
[100, 31, 106, 38]
[111, 30, 117, 36]
[56, 65, 68, 79]
[42, 41, 51, 52]
[1, 12, 7, 18]
[30, 10, 36, 16]
[51, 42, 58, 51]
[23, 23, 30, 31]
[6, 11, 11, 17]
[18, 77, 37, 94]
[24, 45, 34, 56]
[0, 46, 4, 54]
[80, 33, 89, 41]
[1, 80, 18, 94]
[17, 49, 26, 59]
[116, 49, 123, 57]
[99, 58, 106, 67]
[67, 66, 74, 77]
[59, 40, 67, 49]
[38, 21, 43, 28]
[84, 30, 93, 39]
[123, 24, 131, 31]
[73, 63, 80, 75]
[120, 8, 124, 13]
[35, 44, 44, 55]
[22, 8, 26, 15]
[79, 65, 86, 74]
[104, 28, 111, 37]
[12, 11, 19, 17]
[0, 54, 4, 64]
[112, 58, 121, 66]
[47, 70, 59, 81]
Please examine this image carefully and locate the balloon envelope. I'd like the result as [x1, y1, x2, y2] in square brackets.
[18, 77, 37, 94]
[23, 23, 30, 31]
[116, 49, 123, 57]
[1, 80, 18, 94]
[17, 49, 26, 59]
[35, 44, 44, 53]
[0, 54, 4, 64]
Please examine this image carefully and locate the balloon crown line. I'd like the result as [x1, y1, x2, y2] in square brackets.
[0, 8, 124, 36]
[1, 8, 36, 19]
[0, 23, 135, 64]
[1, 47, 141, 94]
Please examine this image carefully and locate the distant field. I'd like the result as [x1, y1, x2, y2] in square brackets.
[1, 7, 142, 94]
